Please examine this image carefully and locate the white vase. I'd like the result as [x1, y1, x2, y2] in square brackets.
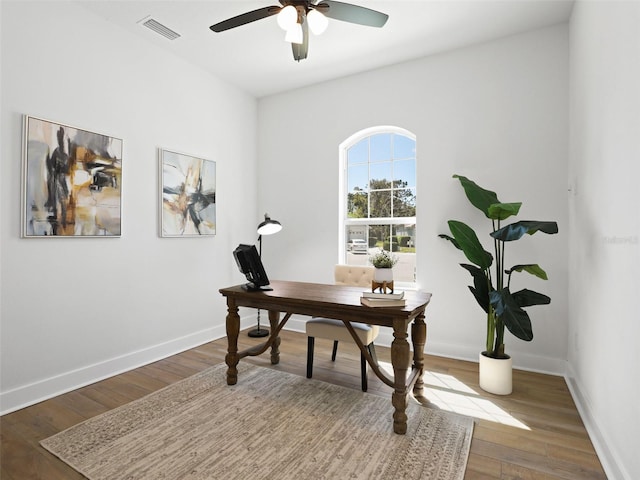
[374, 267, 393, 283]
[479, 352, 512, 395]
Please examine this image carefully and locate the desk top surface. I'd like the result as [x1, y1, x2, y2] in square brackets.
[220, 280, 432, 323]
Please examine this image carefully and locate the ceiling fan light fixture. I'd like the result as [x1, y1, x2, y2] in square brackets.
[284, 22, 303, 44]
[277, 5, 298, 31]
[307, 9, 328, 35]
[209, 1, 389, 62]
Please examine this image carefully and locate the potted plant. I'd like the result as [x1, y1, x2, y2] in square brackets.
[369, 249, 398, 283]
[439, 175, 558, 394]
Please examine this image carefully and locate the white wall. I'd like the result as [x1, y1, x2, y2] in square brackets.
[0, 1, 259, 413]
[258, 25, 569, 373]
[568, 2, 640, 479]
[2, 3, 635, 476]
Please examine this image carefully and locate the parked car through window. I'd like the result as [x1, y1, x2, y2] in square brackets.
[347, 239, 368, 254]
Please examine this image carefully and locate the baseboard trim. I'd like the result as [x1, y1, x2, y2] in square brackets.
[424, 341, 566, 376]
[1, 312, 265, 415]
[565, 364, 630, 480]
[284, 315, 566, 375]
[0, 326, 218, 415]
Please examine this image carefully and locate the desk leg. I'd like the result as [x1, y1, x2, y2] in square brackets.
[225, 299, 240, 385]
[391, 319, 411, 434]
[269, 310, 281, 365]
[411, 312, 427, 396]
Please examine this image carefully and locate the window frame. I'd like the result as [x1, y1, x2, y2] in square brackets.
[339, 126, 417, 288]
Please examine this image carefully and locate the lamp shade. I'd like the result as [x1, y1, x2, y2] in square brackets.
[257, 214, 282, 236]
[284, 23, 303, 44]
[277, 5, 297, 31]
[307, 9, 328, 35]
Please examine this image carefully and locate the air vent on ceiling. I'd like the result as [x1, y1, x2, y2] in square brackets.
[140, 17, 181, 41]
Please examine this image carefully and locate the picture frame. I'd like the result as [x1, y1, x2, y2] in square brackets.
[22, 115, 123, 237]
[159, 149, 216, 237]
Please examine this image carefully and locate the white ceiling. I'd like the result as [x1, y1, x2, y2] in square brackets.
[78, 0, 574, 98]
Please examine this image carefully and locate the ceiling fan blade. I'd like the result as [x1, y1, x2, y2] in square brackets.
[318, 1, 388, 28]
[210, 6, 281, 33]
[292, 17, 309, 61]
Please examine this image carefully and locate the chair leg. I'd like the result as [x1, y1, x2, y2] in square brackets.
[368, 343, 377, 365]
[331, 340, 338, 362]
[360, 350, 368, 392]
[307, 336, 315, 378]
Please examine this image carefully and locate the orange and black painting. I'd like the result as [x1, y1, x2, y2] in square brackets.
[22, 116, 123, 237]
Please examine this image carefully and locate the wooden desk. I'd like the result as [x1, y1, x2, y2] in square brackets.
[219, 280, 432, 434]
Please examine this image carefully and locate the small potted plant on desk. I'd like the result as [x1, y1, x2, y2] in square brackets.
[439, 175, 558, 395]
[369, 249, 398, 292]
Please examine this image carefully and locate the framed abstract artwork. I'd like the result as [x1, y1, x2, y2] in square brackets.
[160, 149, 216, 237]
[22, 115, 123, 237]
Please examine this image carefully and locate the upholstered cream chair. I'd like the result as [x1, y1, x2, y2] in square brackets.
[305, 265, 379, 391]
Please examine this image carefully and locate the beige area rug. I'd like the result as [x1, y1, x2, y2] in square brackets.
[41, 363, 474, 480]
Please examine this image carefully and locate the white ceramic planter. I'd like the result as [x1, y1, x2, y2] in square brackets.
[479, 352, 512, 395]
[374, 268, 393, 283]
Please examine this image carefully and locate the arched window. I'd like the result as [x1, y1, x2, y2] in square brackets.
[339, 126, 416, 287]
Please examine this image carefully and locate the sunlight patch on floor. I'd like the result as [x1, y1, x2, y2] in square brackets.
[378, 361, 530, 430]
[422, 370, 478, 395]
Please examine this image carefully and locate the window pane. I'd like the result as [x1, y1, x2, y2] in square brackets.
[392, 224, 415, 247]
[368, 224, 391, 250]
[348, 138, 368, 165]
[370, 134, 391, 161]
[369, 178, 391, 191]
[394, 134, 415, 159]
[393, 159, 416, 188]
[393, 188, 416, 217]
[345, 226, 370, 260]
[370, 190, 391, 218]
[391, 223, 416, 282]
[348, 164, 369, 192]
[347, 190, 368, 218]
[345, 223, 415, 283]
[370, 161, 391, 183]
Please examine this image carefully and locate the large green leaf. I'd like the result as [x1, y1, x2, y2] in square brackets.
[438, 233, 461, 250]
[448, 220, 493, 269]
[511, 288, 551, 307]
[487, 202, 522, 220]
[491, 221, 559, 242]
[489, 288, 534, 341]
[460, 263, 491, 313]
[507, 264, 549, 280]
[453, 175, 500, 218]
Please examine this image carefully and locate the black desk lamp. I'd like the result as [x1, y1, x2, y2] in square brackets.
[248, 213, 282, 338]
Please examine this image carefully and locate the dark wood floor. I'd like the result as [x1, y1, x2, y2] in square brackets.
[1, 329, 607, 479]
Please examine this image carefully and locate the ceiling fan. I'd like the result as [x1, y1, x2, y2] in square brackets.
[209, 1, 389, 62]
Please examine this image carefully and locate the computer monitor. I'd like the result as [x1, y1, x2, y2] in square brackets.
[233, 244, 272, 291]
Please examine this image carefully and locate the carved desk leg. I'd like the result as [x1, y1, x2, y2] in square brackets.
[391, 319, 411, 434]
[411, 312, 427, 397]
[269, 310, 281, 365]
[225, 299, 240, 385]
